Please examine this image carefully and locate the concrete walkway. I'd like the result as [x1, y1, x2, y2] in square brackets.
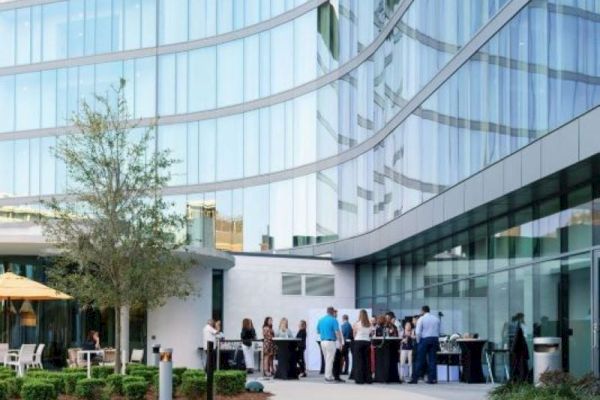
[254, 374, 494, 400]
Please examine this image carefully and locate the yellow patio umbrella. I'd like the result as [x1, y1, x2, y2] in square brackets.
[0, 272, 73, 342]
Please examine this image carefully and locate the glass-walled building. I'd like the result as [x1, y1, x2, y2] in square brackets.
[0, 0, 600, 373]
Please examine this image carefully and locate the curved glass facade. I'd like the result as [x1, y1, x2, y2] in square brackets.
[0, 0, 599, 255]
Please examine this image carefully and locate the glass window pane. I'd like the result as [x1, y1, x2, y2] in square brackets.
[243, 185, 271, 251]
[95, 0, 112, 54]
[305, 275, 334, 296]
[0, 10, 15, 67]
[16, 8, 31, 65]
[0, 76, 15, 132]
[16, 72, 40, 131]
[158, 54, 175, 115]
[282, 274, 302, 295]
[159, 0, 187, 44]
[124, 0, 141, 50]
[216, 115, 243, 180]
[270, 23, 293, 93]
[198, 119, 216, 183]
[358, 263, 372, 298]
[68, 0, 85, 57]
[141, 0, 156, 48]
[189, 48, 216, 111]
[42, 2, 68, 61]
[217, 40, 243, 107]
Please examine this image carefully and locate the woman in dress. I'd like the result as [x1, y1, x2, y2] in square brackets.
[262, 316, 275, 377]
[241, 318, 257, 373]
[352, 309, 373, 384]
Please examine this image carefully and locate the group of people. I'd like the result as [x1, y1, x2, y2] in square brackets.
[201, 305, 441, 385]
[317, 305, 441, 384]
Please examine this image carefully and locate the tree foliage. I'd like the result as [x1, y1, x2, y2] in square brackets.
[39, 79, 194, 371]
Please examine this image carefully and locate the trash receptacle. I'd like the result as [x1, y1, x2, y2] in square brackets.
[533, 337, 561, 385]
[152, 344, 161, 367]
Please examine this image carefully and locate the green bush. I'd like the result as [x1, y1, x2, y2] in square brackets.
[180, 375, 206, 400]
[4, 377, 24, 398]
[152, 373, 181, 391]
[129, 369, 155, 383]
[123, 381, 148, 400]
[181, 369, 205, 380]
[214, 370, 246, 396]
[61, 372, 87, 395]
[125, 364, 145, 375]
[105, 374, 123, 396]
[36, 376, 65, 395]
[25, 371, 55, 380]
[21, 380, 57, 400]
[74, 378, 105, 400]
[122, 376, 146, 386]
[489, 382, 579, 400]
[91, 366, 114, 379]
[0, 381, 8, 400]
[172, 367, 187, 379]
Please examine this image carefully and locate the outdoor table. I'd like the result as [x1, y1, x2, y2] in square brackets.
[436, 351, 461, 382]
[457, 339, 487, 383]
[77, 350, 105, 378]
[371, 337, 401, 383]
[273, 338, 300, 380]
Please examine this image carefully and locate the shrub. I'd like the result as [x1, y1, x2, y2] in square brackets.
[74, 378, 105, 400]
[25, 371, 55, 380]
[180, 375, 206, 400]
[214, 370, 246, 396]
[0, 367, 12, 374]
[152, 373, 180, 392]
[61, 372, 87, 395]
[0, 381, 8, 400]
[91, 366, 114, 379]
[539, 370, 575, 387]
[21, 380, 57, 400]
[36, 376, 65, 395]
[172, 367, 187, 380]
[105, 374, 123, 396]
[129, 369, 155, 383]
[122, 376, 146, 386]
[181, 369, 205, 380]
[575, 373, 600, 396]
[123, 381, 148, 400]
[125, 364, 145, 375]
[5, 377, 24, 398]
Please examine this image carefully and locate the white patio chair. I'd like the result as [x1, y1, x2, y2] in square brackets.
[5, 344, 36, 376]
[0, 343, 8, 367]
[31, 343, 45, 369]
[130, 349, 144, 363]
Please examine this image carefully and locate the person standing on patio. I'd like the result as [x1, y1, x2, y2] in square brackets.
[262, 317, 275, 377]
[202, 319, 218, 371]
[241, 318, 256, 374]
[409, 305, 440, 384]
[341, 314, 353, 375]
[317, 306, 343, 383]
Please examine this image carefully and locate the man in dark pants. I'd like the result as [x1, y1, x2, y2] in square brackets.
[340, 314, 353, 375]
[409, 305, 440, 384]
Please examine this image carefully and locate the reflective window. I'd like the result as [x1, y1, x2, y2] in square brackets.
[42, 2, 68, 61]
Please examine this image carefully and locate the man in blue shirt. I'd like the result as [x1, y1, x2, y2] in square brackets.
[317, 306, 343, 382]
[340, 314, 353, 375]
[410, 305, 441, 384]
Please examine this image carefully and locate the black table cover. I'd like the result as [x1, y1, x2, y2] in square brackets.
[372, 337, 401, 383]
[457, 339, 487, 383]
[274, 339, 300, 380]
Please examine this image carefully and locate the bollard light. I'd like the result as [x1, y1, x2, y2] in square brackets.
[159, 348, 173, 400]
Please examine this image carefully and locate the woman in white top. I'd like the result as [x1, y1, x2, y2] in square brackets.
[352, 309, 373, 384]
[276, 317, 294, 338]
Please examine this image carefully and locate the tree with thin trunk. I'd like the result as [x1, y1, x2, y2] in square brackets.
[39, 79, 194, 373]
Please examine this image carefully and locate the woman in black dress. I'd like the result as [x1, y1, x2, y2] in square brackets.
[352, 310, 373, 384]
[296, 320, 307, 377]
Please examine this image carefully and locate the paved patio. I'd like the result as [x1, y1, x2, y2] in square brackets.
[254, 373, 495, 400]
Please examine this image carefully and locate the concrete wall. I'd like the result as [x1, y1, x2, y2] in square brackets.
[222, 254, 355, 338]
[146, 266, 213, 368]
